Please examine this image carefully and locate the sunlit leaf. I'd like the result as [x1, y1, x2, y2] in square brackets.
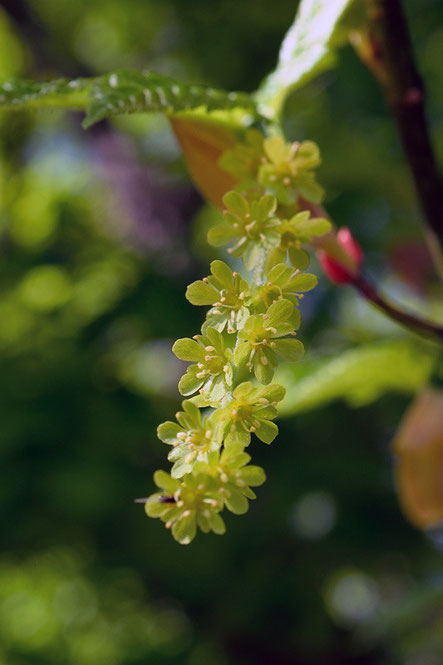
[0, 69, 259, 129]
[278, 341, 437, 415]
[257, 0, 365, 118]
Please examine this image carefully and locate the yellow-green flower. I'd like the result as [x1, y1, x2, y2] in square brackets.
[214, 381, 286, 447]
[253, 262, 318, 329]
[186, 260, 250, 333]
[235, 299, 304, 384]
[259, 136, 324, 205]
[145, 470, 225, 545]
[208, 191, 281, 270]
[173, 327, 233, 402]
[157, 400, 223, 478]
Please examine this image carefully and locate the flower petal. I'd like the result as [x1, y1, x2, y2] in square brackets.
[186, 280, 218, 306]
[157, 421, 181, 445]
[207, 223, 237, 247]
[178, 366, 204, 396]
[173, 338, 203, 362]
[275, 338, 304, 362]
[172, 513, 197, 544]
[255, 419, 279, 444]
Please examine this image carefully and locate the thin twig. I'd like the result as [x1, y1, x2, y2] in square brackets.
[350, 0, 443, 277]
[353, 274, 443, 341]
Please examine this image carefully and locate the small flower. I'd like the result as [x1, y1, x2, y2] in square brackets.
[192, 442, 267, 515]
[218, 128, 265, 182]
[235, 299, 304, 385]
[254, 262, 318, 329]
[214, 381, 286, 447]
[157, 400, 223, 478]
[173, 327, 233, 403]
[317, 227, 363, 285]
[268, 211, 331, 270]
[186, 260, 250, 333]
[258, 137, 324, 205]
[208, 191, 281, 270]
[145, 470, 225, 544]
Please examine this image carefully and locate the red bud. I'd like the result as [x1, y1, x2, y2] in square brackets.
[317, 227, 363, 285]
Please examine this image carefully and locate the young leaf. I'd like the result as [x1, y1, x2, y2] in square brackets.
[257, 0, 364, 118]
[0, 69, 259, 129]
[278, 341, 437, 415]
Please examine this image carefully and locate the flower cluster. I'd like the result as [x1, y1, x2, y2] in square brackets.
[144, 129, 331, 544]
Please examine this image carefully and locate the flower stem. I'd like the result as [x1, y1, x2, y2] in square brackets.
[350, 0, 443, 278]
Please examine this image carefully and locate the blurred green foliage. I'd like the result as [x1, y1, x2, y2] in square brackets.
[1, 0, 443, 663]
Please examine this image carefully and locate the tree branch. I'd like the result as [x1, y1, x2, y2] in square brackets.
[351, 0, 443, 268]
[352, 274, 443, 341]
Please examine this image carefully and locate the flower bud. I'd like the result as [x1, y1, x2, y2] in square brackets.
[317, 227, 364, 285]
[393, 387, 443, 531]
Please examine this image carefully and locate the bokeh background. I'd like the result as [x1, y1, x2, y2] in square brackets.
[1, 1, 443, 663]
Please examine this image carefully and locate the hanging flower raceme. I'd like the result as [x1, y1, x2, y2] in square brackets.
[186, 260, 250, 333]
[208, 191, 282, 269]
[145, 128, 330, 544]
[235, 299, 304, 384]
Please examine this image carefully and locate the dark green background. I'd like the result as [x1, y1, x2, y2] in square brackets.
[0, 1, 442, 663]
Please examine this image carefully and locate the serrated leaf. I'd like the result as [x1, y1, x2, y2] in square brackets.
[0, 69, 259, 128]
[257, 0, 363, 118]
[278, 341, 437, 415]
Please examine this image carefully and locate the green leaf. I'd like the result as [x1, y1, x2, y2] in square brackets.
[257, 0, 363, 118]
[278, 341, 437, 415]
[0, 69, 259, 128]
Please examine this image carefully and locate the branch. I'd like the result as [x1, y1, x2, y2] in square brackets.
[353, 274, 443, 341]
[351, 0, 443, 266]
